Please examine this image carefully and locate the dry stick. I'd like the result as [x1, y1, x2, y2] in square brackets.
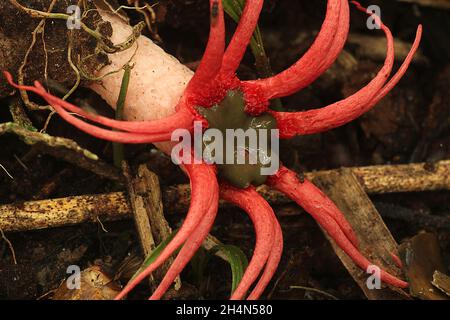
[0, 122, 122, 182]
[0, 228, 17, 264]
[123, 163, 180, 291]
[0, 160, 449, 233]
[122, 163, 155, 258]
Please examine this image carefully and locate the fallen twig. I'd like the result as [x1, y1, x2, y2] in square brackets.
[0, 160, 449, 233]
[0, 228, 17, 264]
[0, 122, 121, 181]
[123, 163, 180, 291]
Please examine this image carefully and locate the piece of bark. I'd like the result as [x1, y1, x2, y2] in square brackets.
[140, 167, 173, 245]
[123, 163, 155, 258]
[432, 271, 450, 297]
[313, 168, 409, 299]
[398, 232, 449, 300]
[123, 163, 179, 291]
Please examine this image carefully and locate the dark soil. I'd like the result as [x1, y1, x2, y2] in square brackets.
[0, 0, 449, 300]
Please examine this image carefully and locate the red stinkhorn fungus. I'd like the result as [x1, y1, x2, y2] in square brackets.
[4, 0, 422, 299]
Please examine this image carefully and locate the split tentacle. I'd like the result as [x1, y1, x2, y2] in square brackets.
[311, 0, 349, 82]
[149, 185, 219, 300]
[184, 0, 225, 96]
[220, 0, 264, 77]
[243, 0, 343, 100]
[271, 6, 422, 138]
[268, 166, 408, 288]
[247, 200, 283, 300]
[270, 170, 358, 247]
[359, 28, 423, 108]
[115, 162, 219, 300]
[220, 183, 275, 300]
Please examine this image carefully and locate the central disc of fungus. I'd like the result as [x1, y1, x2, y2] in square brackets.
[197, 90, 277, 189]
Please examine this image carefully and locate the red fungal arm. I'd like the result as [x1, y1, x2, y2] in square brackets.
[271, 7, 422, 138]
[243, 0, 342, 101]
[362, 26, 423, 108]
[33, 80, 194, 134]
[44, 102, 172, 143]
[267, 167, 358, 247]
[268, 166, 408, 288]
[220, 0, 264, 77]
[185, 0, 225, 96]
[266, 0, 349, 96]
[309, 0, 349, 84]
[115, 162, 219, 300]
[390, 252, 403, 269]
[149, 189, 219, 300]
[3, 72, 193, 142]
[220, 183, 275, 300]
[247, 206, 283, 300]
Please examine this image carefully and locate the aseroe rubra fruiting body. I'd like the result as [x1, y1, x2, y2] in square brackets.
[4, 0, 422, 300]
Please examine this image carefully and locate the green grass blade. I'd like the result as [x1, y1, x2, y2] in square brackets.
[212, 244, 249, 294]
[113, 64, 132, 168]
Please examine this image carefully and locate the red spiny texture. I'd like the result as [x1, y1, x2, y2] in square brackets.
[115, 163, 219, 300]
[3, 0, 422, 300]
[187, 73, 241, 113]
[267, 166, 408, 289]
[219, 184, 277, 300]
[149, 189, 219, 300]
[241, 82, 270, 116]
[220, 0, 264, 77]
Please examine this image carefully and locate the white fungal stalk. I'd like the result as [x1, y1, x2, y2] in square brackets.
[90, 12, 193, 124]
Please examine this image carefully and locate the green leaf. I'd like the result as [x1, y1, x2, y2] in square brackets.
[211, 244, 249, 294]
[128, 230, 248, 296]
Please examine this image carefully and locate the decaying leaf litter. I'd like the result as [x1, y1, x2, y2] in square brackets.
[0, 0, 449, 300]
